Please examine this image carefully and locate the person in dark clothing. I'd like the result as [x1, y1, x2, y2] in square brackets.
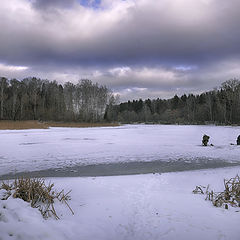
[202, 135, 210, 146]
[237, 135, 240, 145]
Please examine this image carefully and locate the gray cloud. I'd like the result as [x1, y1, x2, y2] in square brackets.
[0, 0, 240, 101]
[31, 0, 76, 9]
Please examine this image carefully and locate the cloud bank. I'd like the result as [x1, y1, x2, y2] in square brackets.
[0, 0, 240, 100]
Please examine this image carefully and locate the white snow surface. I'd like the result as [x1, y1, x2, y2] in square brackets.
[0, 167, 240, 240]
[1, 124, 240, 175]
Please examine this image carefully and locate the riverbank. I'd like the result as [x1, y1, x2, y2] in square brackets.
[0, 120, 119, 130]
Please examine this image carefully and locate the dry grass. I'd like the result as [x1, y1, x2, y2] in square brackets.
[0, 177, 74, 219]
[193, 175, 240, 209]
[47, 122, 120, 128]
[0, 120, 120, 130]
[0, 120, 48, 130]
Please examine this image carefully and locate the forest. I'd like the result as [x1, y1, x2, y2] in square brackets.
[1, 77, 240, 125]
[104, 79, 240, 125]
[0, 77, 115, 122]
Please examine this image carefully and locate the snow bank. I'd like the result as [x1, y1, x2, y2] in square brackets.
[0, 167, 240, 240]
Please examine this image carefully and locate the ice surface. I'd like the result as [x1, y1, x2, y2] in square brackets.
[1, 124, 240, 176]
[0, 167, 240, 240]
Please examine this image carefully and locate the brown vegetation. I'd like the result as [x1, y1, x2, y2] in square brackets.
[0, 120, 120, 130]
[0, 177, 74, 219]
[0, 120, 48, 130]
[47, 122, 120, 128]
[193, 175, 240, 209]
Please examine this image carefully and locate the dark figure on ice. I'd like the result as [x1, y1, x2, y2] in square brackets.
[237, 135, 240, 145]
[202, 135, 210, 146]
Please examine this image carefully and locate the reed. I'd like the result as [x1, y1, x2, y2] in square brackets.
[0, 120, 119, 130]
[193, 175, 240, 209]
[0, 177, 74, 219]
[0, 120, 48, 130]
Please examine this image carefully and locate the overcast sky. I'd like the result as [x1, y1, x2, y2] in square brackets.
[0, 0, 240, 101]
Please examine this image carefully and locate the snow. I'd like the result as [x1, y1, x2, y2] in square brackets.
[1, 166, 240, 240]
[1, 124, 240, 176]
[1, 124, 240, 239]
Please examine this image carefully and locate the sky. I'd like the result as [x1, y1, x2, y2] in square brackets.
[0, 0, 240, 101]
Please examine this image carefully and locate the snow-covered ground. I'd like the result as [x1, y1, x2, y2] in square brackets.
[1, 125, 240, 239]
[1, 124, 240, 176]
[1, 166, 240, 240]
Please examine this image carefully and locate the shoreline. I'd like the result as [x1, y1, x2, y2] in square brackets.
[0, 120, 120, 130]
[0, 120, 240, 130]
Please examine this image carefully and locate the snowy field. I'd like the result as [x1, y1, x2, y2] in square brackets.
[1, 124, 240, 176]
[1, 166, 240, 240]
[1, 125, 240, 240]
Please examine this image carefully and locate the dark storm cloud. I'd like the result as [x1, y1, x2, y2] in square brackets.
[31, 0, 76, 9]
[0, 0, 240, 100]
[1, 0, 240, 67]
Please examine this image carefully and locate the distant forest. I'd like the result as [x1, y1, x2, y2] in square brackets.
[0, 77, 115, 122]
[104, 79, 240, 125]
[1, 77, 240, 125]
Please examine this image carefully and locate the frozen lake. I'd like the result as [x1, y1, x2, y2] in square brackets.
[1, 124, 240, 178]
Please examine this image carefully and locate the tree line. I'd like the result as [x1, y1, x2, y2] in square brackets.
[104, 79, 240, 125]
[0, 77, 115, 122]
[1, 77, 240, 124]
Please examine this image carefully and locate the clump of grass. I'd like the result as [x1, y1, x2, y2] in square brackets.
[193, 175, 240, 209]
[0, 177, 74, 219]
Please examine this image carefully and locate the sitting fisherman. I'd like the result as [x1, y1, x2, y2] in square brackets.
[237, 135, 240, 145]
[202, 134, 210, 146]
